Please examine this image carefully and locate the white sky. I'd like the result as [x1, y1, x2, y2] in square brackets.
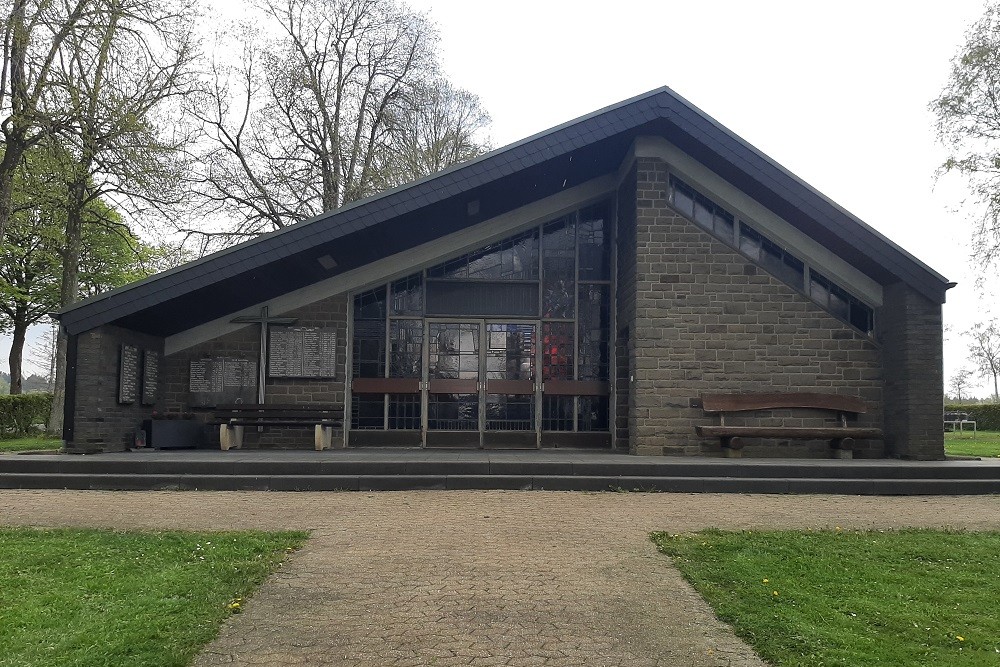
[4, 0, 998, 397]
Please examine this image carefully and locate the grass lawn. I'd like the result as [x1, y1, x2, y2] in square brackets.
[944, 430, 1000, 458]
[652, 529, 1000, 667]
[0, 435, 62, 453]
[0, 527, 307, 667]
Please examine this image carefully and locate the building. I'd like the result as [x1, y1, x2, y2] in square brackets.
[55, 88, 952, 458]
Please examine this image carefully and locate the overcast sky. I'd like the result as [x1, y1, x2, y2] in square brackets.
[4, 0, 998, 397]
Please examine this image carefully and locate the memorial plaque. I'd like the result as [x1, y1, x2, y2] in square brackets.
[118, 344, 139, 404]
[269, 327, 337, 378]
[189, 357, 257, 407]
[141, 351, 159, 405]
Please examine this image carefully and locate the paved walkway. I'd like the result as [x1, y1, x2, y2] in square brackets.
[3, 491, 1000, 666]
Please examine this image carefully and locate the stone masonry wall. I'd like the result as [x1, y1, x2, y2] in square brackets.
[879, 282, 945, 459]
[161, 293, 348, 448]
[624, 157, 884, 457]
[615, 165, 638, 451]
[69, 325, 165, 453]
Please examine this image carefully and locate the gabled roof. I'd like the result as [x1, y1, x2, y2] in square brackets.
[58, 86, 952, 337]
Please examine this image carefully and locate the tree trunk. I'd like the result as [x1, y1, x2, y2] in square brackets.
[46, 180, 85, 436]
[0, 141, 26, 244]
[7, 312, 27, 395]
[47, 329, 67, 436]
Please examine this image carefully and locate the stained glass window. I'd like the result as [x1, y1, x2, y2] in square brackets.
[578, 284, 610, 381]
[427, 230, 538, 280]
[389, 320, 423, 378]
[390, 274, 423, 315]
[542, 218, 575, 318]
[578, 202, 611, 280]
[670, 174, 874, 336]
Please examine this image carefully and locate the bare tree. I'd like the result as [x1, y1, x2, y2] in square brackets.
[933, 3, 1000, 268]
[26, 319, 56, 391]
[46, 0, 199, 434]
[949, 367, 975, 402]
[968, 321, 1000, 401]
[185, 0, 489, 249]
[0, 0, 95, 243]
[372, 78, 490, 190]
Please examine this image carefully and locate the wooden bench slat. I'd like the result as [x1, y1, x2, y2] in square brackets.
[215, 404, 343, 413]
[227, 419, 343, 427]
[218, 412, 342, 419]
[701, 393, 867, 414]
[696, 426, 883, 439]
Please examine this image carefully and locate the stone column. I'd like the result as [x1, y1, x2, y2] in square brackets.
[879, 282, 945, 460]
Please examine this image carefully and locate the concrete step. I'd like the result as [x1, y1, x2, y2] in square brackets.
[2, 472, 1000, 494]
[4, 456, 1000, 479]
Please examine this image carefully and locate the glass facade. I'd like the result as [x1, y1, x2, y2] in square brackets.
[349, 198, 613, 444]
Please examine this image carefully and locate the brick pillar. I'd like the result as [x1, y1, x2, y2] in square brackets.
[615, 165, 638, 451]
[69, 325, 164, 453]
[879, 282, 945, 460]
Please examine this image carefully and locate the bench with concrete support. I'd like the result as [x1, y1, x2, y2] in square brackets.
[215, 404, 344, 451]
[695, 392, 883, 458]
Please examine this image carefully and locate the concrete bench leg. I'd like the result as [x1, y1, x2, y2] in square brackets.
[220, 424, 244, 451]
[721, 436, 744, 458]
[830, 437, 854, 459]
[315, 424, 332, 451]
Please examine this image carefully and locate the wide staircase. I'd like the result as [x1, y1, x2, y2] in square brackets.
[2, 449, 1000, 494]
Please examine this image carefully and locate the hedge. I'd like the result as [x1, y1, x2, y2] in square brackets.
[0, 393, 53, 437]
[944, 403, 1000, 431]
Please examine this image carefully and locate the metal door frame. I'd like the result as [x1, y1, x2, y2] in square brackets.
[422, 318, 540, 448]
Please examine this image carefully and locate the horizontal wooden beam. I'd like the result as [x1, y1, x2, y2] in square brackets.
[700, 393, 868, 414]
[696, 426, 883, 439]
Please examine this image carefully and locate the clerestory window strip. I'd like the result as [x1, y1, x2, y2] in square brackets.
[667, 175, 875, 337]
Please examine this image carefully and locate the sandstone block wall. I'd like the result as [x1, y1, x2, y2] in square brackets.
[617, 157, 886, 457]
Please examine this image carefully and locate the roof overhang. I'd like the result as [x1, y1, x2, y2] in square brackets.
[58, 87, 953, 338]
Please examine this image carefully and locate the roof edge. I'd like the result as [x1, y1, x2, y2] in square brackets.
[58, 87, 674, 319]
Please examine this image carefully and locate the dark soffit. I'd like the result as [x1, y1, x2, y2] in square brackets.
[57, 87, 952, 337]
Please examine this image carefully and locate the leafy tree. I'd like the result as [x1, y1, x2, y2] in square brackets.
[933, 3, 1000, 267]
[1, 146, 63, 394]
[45, 0, 198, 432]
[967, 321, 1000, 401]
[0, 145, 165, 395]
[185, 0, 490, 248]
[0, 0, 94, 243]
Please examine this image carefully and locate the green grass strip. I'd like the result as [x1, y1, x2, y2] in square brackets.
[652, 529, 1000, 667]
[945, 430, 1000, 457]
[0, 436, 61, 453]
[0, 527, 307, 667]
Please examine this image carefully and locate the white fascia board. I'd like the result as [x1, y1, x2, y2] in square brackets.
[634, 136, 883, 306]
[165, 175, 616, 355]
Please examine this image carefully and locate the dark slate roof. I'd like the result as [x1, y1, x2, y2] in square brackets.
[58, 87, 952, 337]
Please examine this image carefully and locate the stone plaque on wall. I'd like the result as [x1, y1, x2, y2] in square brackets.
[141, 351, 159, 406]
[118, 344, 139, 404]
[268, 327, 336, 378]
[189, 357, 257, 408]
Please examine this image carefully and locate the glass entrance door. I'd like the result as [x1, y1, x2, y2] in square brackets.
[426, 322, 481, 447]
[483, 323, 537, 448]
[424, 320, 539, 448]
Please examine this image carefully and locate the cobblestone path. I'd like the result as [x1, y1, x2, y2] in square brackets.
[3, 490, 999, 666]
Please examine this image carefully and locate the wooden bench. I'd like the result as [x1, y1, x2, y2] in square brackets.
[694, 393, 883, 458]
[214, 404, 344, 451]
